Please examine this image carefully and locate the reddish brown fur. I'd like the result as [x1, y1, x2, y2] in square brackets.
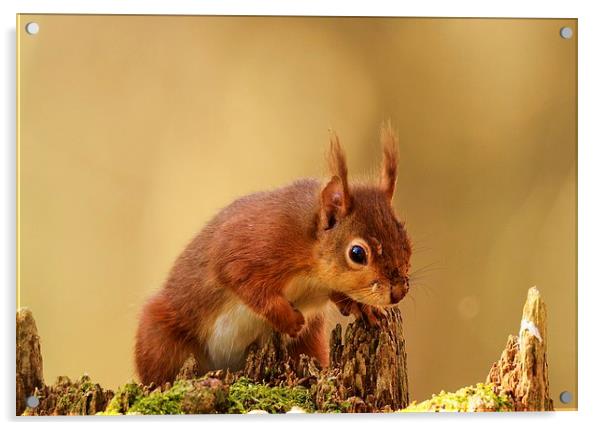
[380, 121, 399, 202]
[135, 124, 412, 386]
[288, 314, 328, 366]
[327, 132, 351, 213]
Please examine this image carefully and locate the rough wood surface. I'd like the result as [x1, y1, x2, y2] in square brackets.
[244, 307, 410, 412]
[243, 332, 322, 387]
[22, 375, 114, 416]
[486, 286, 554, 411]
[16, 308, 44, 415]
[327, 307, 409, 411]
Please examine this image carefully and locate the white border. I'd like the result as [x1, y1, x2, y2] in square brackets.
[2, 1, 600, 429]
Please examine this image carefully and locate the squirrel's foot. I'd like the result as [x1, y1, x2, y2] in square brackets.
[354, 303, 387, 326]
[285, 308, 306, 337]
[331, 292, 386, 326]
[266, 298, 306, 337]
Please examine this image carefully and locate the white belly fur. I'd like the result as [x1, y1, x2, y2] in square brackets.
[205, 276, 331, 370]
[205, 301, 269, 370]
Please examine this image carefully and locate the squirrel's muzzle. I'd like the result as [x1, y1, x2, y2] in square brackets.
[389, 277, 409, 304]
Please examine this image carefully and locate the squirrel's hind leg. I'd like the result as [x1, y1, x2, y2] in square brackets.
[287, 314, 328, 367]
[134, 293, 201, 385]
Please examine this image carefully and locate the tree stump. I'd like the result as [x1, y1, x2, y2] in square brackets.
[23, 375, 114, 416]
[243, 332, 321, 387]
[243, 307, 410, 412]
[326, 307, 409, 411]
[16, 308, 44, 415]
[486, 286, 554, 411]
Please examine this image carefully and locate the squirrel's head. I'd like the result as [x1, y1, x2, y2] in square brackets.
[315, 123, 412, 307]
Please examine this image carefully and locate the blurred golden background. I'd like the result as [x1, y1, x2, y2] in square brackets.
[17, 16, 577, 408]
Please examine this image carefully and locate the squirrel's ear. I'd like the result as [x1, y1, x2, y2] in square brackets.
[320, 175, 349, 230]
[380, 121, 399, 202]
[328, 131, 350, 199]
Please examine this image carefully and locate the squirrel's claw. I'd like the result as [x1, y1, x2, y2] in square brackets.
[330, 291, 387, 327]
[354, 304, 387, 327]
[286, 308, 306, 337]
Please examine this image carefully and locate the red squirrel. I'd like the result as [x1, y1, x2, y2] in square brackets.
[134, 124, 412, 386]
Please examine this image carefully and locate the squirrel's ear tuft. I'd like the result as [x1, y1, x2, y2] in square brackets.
[320, 175, 349, 230]
[380, 121, 399, 202]
[328, 131, 350, 201]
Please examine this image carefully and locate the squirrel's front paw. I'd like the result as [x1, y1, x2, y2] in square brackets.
[356, 304, 387, 327]
[268, 300, 306, 337]
[330, 292, 386, 326]
[283, 309, 305, 337]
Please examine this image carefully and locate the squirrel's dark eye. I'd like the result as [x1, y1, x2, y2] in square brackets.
[349, 245, 367, 265]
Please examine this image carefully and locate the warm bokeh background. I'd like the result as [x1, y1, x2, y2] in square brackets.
[17, 16, 577, 408]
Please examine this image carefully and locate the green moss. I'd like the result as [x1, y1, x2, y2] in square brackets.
[102, 381, 189, 415]
[227, 378, 315, 414]
[128, 382, 188, 415]
[56, 394, 73, 413]
[400, 383, 513, 412]
[101, 377, 316, 415]
[313, 378, 350, 413]
[100, 378, 228, 415]
[101, 381, 144, 415]
[322, 398, 351, 413]
[50, 375, 106, 415]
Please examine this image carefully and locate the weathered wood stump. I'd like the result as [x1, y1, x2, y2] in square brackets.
[242, 307, 410, 412]
[23, 375, 114, 416]
[486, 286, 554, 411]
[243, 332, 322, 388]
[327, 307, 409, 411]
[16, 308, 44, 415]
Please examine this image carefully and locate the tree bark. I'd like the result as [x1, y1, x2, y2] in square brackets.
[243, 307, 410, 412]
[327, 307, 409, 411]
[16, 308, 44, 415]
[22, 375, 114, 416]
[486, 286, 554, 411]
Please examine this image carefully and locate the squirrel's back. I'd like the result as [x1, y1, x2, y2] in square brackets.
[166, 178, 322, 291]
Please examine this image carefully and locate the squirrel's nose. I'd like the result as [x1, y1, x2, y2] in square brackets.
[390, 277, 409, 304]
[390, 285, 405, 304]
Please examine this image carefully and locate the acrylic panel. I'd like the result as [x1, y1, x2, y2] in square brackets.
[16, 15, 577, 415]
